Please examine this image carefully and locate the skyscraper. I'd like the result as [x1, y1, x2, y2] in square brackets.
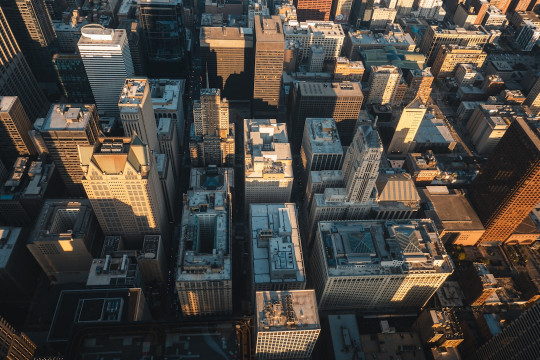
[200, 26, 254, 100]
[0, 7, 48, 121]
[244, 119, 293, 207]
[524, 76, 540, 115]
[311, 219, 453, 311]
[402, 68, 434, 105]
[388, 98, 428, 156]
[342, 125, 383, 203]
[430, 45, 487, 79]
[290, 81, 364, 146]
[27, 199, 103, 284]
[294, 0, 332, 21]
[38, 104, 101, 197]
[0, 96, 36, 167]
[332, 0, 354, 23]
[78, 24, 134, 117]
[253, 15, 284, 117]
[366, 65, 402, 105]
[190, 88, 235, 167]
[475, 302, 540, 360]
[119, 78, 159, 152]
[301, 118, 344, 172]
[0, 316, 36, 360]
[137, 0, 184, 75]
[79, 136, 168, 248]
[255, 290, 320, 359]
[469, 117, 540, 245]
[52, 53, 95, 104]
[175, 189, 232, 316]
[1, 0, 58, 85]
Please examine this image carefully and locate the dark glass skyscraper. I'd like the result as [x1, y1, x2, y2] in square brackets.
[469, 117, 540, 245]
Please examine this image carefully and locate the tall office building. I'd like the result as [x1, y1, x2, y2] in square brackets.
[117, 19, 147, 76]
[350, 0, 376, 27]
[149, 78, 185, 145]
[137, 0, 184, 75]
[255, 290, 320, 359]
[475, 302, 540, 360]
[1, 0, 58, 85]
[311, 220, 453, 311]
[469, 118, 540, 245]
[366, 65, 402, 106]
[190, 88, 235, 167]
[27, 199, 103, 284]
[244, 119, 293, 207]
[253, 15, 284, 117]
[290, 81, 364, 146]
[430, 45, 487, 78]
[0, 316, 36, 360]
[38, 104, 101, 197]
[283, 21, 345, 61]
[402, 68, 434, 105]
[0, 96, 36, 167]
[419, 25, 490, 65]
[332, 0, 354, 23]
[249, 204, 306, 292]
[78, 24, 134, 117]
[157, 118, 181, 182]
[294, 0, 332, 21]
[388, 98, 428, 156]
[119, 78, 159, 152]
[342, 125, 383, 203]
[301, 118, 344, 172]
[79, 136, 168, 248]
[524, 76, 540, 115]
[200, 26, 254, 100]
[52, 53, 95, 104]
[175, 189, 232, 316]
[0, 7, 48, 121]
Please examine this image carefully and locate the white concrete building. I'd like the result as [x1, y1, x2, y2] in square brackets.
[250, 204, 306, 293]
[366, 65, 402, 105]
[255, 290, 320, 359]
[244, 119, 293, 207]
[388, 97, 427, 156]
[311, 219, 454, 310]
[283, 21, 345, 60]
[149, 79, 185, 145]
[78, 24, 134, 117]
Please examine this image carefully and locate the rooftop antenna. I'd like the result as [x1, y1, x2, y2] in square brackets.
[205, 62, 210, 89]
[372, 115, 379, 129]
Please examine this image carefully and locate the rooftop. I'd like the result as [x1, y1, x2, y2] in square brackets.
[30, 199, 94, 243]
[149, 78, 184, 111]
[0, 157, 55, 199]
[87, 255, 139, 287]
[348, 25, 415, 48]
[254, 15, 284, 43]
[78, 24, 126, 46]
[305, 118, 343, 154]
[413, 113, 456, 144]
[360, 331, 424, 360]
[283, 20, 344, 37]
[317, 219, 453, 277]
[361, 46, 426, 70]
[43, 104, 94, 131]
[0, 227, 22, 269]
[119, 79, 148, 106]
[140, 235, 161, 259]
[0, 96, 17, 112]
[419, 187, 484, 232]
[189, 166, 234, 192]
[328, 314, 362, 360]
[256, 290, 319, 332]
[250, 204, 305, 285]
[297, 81, 363, 97]
[176, 190, 231, 282]
[375, 173, 420, 203]
[200, 26, 254, 44]
[244, 119, 293, 179]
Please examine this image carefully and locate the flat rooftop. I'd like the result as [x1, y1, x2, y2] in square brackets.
[317, 219, 453, 277]
[119, 79, 148, 106]
[78, 25, 126, 46]
[0, 227, 22, 269]
[43, 104, 94, 131]
[305, 118, 343, 155]
[420, 187, 484, 232]
[254, 15, 284, 43]
[284, 21, 344, 37]
[0, 96, 17, 112]
[244, 119, 293, 179]
[250, 204, 305, 285]
[256, 290, 319, 332]
[298, 81, 363, 97]
[87, 255, 139, 287]
[348, 27, 415, 47]
[189, 166, 234, 191]
[328, 315, 363, 360]
[48, 288, 143, 342]
[200, 26, 254, 44]
[149, 78, 184, 111]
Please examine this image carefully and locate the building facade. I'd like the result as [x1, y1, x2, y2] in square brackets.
[0, 96, 36, 167]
